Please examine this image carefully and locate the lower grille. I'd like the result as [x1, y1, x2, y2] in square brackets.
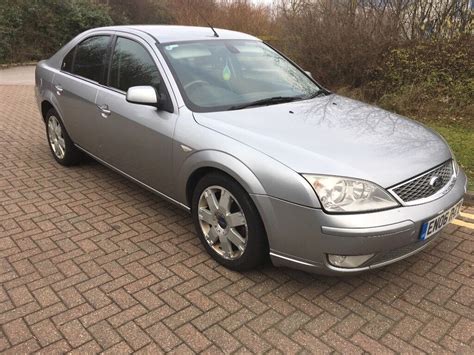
[392, 160, 453, 203]
[368, 235, 437, 266]
[371, 241, 427, 265]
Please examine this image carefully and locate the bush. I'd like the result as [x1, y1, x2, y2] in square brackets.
[168, 0, 274, 38]
[363, 37, 474, 123]
[271, 0, 473, 125]
[99, 0, 171, 25]
[0, 0, 112, 64]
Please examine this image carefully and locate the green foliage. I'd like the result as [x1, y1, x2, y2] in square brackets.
[104, 0, 171, 25]
[0, 0, 112, 63]
[0, 0, 175, 64]
[363, 38, 474, 123]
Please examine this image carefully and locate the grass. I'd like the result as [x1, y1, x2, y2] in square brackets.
[427, 122, 473, 192]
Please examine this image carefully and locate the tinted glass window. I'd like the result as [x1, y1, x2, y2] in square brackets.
[109, 37, 161, 92]
[73, 36, 110, 83]
[62, 47, 75, 73]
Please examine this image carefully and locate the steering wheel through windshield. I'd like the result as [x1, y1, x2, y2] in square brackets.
[184, 80, 211, 92]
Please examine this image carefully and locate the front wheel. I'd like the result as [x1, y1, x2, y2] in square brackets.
[191, 172, 268, 271]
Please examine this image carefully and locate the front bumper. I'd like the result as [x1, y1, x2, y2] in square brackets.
[252, 169, 467, 275]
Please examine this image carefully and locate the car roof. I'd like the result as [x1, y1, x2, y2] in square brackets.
[94, 25, 259, 43]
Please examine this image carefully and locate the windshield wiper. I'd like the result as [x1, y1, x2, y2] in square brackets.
[228, 96, 302, 111]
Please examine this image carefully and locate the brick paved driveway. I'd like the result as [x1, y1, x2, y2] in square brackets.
[0, 85, 473, 354]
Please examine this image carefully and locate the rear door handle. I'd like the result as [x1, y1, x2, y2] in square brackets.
[54, 85, 63, 96]
[97, 104, 111, 118]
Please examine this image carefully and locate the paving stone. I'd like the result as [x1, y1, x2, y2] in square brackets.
[146, 322, 182, 352]
[175, 323, 211, 352]
[89, 320, 122, 349]
[117, 321, 152, 350]
[3, 318, 33, 345]
[59, 319, 92, 347]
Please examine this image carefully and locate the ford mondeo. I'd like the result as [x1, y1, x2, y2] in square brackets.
[35, 25, 467, 274]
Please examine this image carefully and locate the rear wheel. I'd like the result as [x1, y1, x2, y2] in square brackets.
[191, 172, 268, 271]
[45, 109, 82, 166]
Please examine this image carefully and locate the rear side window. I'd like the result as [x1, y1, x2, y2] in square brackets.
[73, 35, 111, 83]
[109, 37, 161, 92]
[62, 48, 75, 73]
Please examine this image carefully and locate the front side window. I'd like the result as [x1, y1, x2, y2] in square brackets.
[159, 40, 321, 112]
[109, 37, 161, 92]
[73, 35, 111, 83]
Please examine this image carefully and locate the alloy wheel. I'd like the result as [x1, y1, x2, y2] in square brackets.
[197, 185, 248, 260]
[47, 115, 66, 159]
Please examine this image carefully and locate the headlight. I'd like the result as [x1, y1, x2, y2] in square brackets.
[303, 175, 399, 213]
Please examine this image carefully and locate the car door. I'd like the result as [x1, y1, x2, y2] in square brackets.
[95, 35, 178, 195]
[52, 34, 112, 153]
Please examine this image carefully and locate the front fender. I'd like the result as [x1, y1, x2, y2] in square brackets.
[172, 109, 321, 209]
[175, 149, 267, 205]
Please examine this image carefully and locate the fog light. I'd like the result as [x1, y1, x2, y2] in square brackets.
[328, 254, 374, 268]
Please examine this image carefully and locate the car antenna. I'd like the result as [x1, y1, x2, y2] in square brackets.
[197, 11, 219, 37]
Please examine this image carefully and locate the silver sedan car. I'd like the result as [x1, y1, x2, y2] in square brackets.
[35, 25, 467, 275]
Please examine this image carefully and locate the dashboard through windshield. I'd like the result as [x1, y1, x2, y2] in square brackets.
[159, 40, 322, 112]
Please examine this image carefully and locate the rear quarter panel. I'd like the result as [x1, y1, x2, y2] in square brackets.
[35, 60, 56, 116]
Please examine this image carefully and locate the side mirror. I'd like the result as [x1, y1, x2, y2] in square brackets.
[126, 86, 158, 106]
[305, 70, 313, 78]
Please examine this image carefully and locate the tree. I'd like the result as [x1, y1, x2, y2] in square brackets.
[0, 0, 112, 63]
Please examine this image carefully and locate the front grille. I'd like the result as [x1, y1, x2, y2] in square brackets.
[392, 160, 453, 203]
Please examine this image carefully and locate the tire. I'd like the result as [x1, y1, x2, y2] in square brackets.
[45, 108, 82, 166]
[191, 172, 268, 271]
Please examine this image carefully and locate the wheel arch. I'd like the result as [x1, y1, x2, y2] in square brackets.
[178, 150, 267, 208]
[183, 153, 271, 260]
[186, 167, 252, 208]
[39, 98, 75, 142]
[41, 100, 55, 122]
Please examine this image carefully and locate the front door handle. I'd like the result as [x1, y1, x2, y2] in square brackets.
[54, 85, 63, 96]
[97, 104, 111, 118]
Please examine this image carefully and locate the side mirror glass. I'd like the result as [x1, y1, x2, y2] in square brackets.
[305, 70, 313, 78]
[126, 86, 158, 106]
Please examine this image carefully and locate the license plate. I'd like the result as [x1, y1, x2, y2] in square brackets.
[419, 200, 463, 241]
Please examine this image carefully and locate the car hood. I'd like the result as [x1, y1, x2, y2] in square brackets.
[193, 95, 451, 188]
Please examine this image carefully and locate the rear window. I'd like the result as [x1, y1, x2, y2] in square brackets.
[61, 48, 75, 73]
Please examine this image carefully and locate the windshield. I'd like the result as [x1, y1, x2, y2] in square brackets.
[159, 40, 322, 112]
